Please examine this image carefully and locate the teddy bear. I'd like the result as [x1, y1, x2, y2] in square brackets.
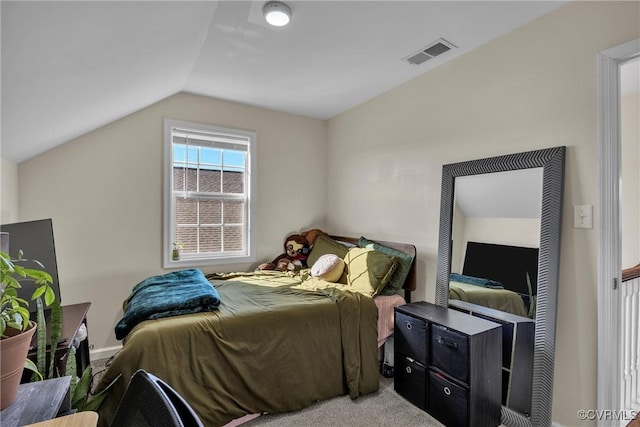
[258, 234, 311, 272]
[300, 228, 323, 246]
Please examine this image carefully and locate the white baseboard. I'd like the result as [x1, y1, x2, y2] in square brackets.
[90, 345, 122, 362]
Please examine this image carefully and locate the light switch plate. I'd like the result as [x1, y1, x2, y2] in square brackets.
[574, 205, 593, 229]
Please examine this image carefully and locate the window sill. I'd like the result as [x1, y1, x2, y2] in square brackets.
[163, 254, 255, 270]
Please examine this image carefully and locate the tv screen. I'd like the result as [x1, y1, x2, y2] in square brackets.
[0, 219, 61, 313]
[462, 241, 539, 297]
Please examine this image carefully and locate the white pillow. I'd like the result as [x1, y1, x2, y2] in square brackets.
[311, 254, 345, 283]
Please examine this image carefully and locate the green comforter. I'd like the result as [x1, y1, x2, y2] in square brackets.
[449, 280, 528, 317]
[96, 271, 379, 427]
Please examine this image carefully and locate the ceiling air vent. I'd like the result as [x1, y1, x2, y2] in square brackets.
[403, 38, 456, 66]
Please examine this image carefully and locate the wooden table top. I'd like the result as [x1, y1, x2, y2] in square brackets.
[25, 411, 98, 427]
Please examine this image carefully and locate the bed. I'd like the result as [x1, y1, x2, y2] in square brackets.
[449, 278, 528, 317]
[95, 234, 416, 427]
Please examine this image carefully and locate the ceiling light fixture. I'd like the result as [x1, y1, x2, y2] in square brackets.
[263, 1, 292, 27]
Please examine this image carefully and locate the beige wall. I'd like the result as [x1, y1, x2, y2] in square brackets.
[455, 217, 540, 273]
[621, 92, 640, 270]
[450, 212, 540, 274]
[326, 2, 639, 426]
[1, 157, 19, 223]
[461, 218, 540, 250]
[18, 92, 327, 353]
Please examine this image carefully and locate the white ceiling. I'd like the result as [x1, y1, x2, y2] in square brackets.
[455, 168, 544, 219]
[1, 1, 569, 164]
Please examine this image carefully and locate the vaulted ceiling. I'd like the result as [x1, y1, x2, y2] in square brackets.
[1, 1, 567, 164]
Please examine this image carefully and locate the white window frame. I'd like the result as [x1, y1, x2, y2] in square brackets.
[163, 119, 256, 268]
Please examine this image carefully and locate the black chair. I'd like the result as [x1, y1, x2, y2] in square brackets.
[110, 369, 204, 427]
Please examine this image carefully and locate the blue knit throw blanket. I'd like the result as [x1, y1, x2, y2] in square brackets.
[115, 269, 220, 340]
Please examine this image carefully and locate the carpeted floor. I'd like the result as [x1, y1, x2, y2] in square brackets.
[90, 358, 443, 427]
[242, 375, 443, 427]
[89, 357, 110, 388]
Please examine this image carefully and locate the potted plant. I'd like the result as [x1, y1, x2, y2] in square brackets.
[0, 250, 55, 409]
[172, 242, 184, 261]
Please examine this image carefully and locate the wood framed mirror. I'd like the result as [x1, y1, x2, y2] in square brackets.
[435, 146, 566, 427]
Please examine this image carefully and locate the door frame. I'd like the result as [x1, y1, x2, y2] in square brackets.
[597, 38, 640, 427]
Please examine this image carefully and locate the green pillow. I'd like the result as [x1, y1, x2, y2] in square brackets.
[307, 233, 349, 267]
[359, 236, 415, 296]
[344, 247, 398, 296]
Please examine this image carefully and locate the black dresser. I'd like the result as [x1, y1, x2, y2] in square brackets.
[394, 301, 502, 427]
[449, 299, 534, 416]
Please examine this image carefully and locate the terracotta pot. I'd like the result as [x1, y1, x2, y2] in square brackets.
[0, 322, 36, 409]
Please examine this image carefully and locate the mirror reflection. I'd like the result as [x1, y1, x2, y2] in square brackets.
[450, 168, 543, 319]
[448, 168, 543, 417]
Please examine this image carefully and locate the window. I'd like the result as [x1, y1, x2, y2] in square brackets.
[163, 119, 256, 268]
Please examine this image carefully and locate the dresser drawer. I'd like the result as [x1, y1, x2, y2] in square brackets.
[395, 312, 427, 365]
[394, 356, 427, 410]
[393, 302, 502, 427]
[430, 324, 469, 383]
[428, 370, 469, 427]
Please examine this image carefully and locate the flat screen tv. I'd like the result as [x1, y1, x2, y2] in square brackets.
[462, 241, 539, 297]
[0, 218, 61, 313]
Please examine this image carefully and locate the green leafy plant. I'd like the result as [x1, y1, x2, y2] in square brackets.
[32, 297, 62, 381]
[70, 360, 121, 412]
[2, 249, 118, 410]
[1, 248, 118, 412]
[0, 250, 55, 336]
[1, 250, 55, 379]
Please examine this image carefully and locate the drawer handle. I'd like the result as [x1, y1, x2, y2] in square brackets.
[444, 386, 451, 396]
[406, 366, 412, 374]
[406, 322, 412, 330]
[436, 336, 458, 349]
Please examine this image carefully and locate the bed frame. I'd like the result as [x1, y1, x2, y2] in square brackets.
[330, 235, 417, 302]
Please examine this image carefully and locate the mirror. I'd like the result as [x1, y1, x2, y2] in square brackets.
[451, 168, 542, 318]
[435, 147, 565, 427]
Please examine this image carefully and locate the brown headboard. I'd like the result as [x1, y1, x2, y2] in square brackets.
[329, 235, 417, 303]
